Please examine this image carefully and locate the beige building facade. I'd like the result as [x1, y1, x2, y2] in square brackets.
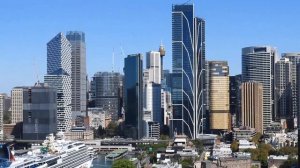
[241, 82, 263, 133]
[208, 61, 231, 131]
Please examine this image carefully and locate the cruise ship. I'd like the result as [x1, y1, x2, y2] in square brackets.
[0, 133, 94, 168]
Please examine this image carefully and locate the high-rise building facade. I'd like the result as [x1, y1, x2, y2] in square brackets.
[11, 87, 27, 124]
[90, 72, 122, 121]
[0, 94, 9, 140]
[208, 61, 231, 131]
[229, 75, 242, 127]
[161, 89, 173, 126]
[172, 4, 206, 138]
[297, 63, 300, 129]
[241, 82, 263, 134]
[144, 82, 162, 125]
[23, 83, 57, 140]
[275, 57, 292, 119]
[124, 54, 143, 139]
[66, 31, 87, 114]
[44, 32, 72, 132]
[281, 53, 300, 119]
[242, 46, 276, 130]
[146, 51, 161, 84]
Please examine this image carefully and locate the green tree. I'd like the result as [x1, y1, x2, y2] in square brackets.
[180, 158, 193, 168]
[106, 122, 118, 137]
[3, 111, 11, 124]
[252, 132, 262, 144]
[230, 140, 239, 152]
[112, 159, 135, 168]
[192, 139, 204, 154]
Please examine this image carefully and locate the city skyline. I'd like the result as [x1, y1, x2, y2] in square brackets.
[1, 0, 300, 94]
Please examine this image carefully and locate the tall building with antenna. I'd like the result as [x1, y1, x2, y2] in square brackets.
[44, 32, 72, 132]
[66, 31, 87, 116]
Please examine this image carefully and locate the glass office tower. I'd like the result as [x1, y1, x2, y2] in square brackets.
[124, 54, 143, 139]
[242, 46, 276, 131]
[172, 4, 206, 138]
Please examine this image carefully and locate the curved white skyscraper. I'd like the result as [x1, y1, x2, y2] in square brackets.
[44, 32, 72, 132]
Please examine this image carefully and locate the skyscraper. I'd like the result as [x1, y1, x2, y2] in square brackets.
[11, 87, 28, 124]
[90, 72, 122, 121]
[242, 46, 276, 130]
[281, 53, 300, 119]
[146, 51, 161, 84]
[124, 54, 143, 139]
[44, 32, 72, 132]
[241, 82, 263, 134]
[0, 94, 9, 140]
[172, 4, 206, 138]
[297, 63, 300, 129]
[208, 61, 231, 132]
[66, 31, 87, 115]
[23, 83, 57, 140]
[275, 57, 292, 120]
[144, 82, 162, 125]
[229, 75, 242, 127]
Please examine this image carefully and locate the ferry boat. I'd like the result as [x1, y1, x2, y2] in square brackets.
[0, 133, 94, 168]
[105, 149, 128, 161]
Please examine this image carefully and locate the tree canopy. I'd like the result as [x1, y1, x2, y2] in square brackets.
[112, 159, 135, 168]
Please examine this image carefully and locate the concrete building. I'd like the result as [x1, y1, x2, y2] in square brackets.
[22, 83, 57, 140]
[11, 87, 28, 124]
[172, 4, 206, 138]
[208, 61, 231, 132]
[241, 82, 263, 133]
[229, 75, 242, 127]
[242, 46, 276, 130]
[298, 63, 300, 129]
[144, 82, 162, 125]
[238, 140, 256, 150]
[232, 126, 256, 141]
[212, 143, 232, 158]
[275, 57, 292, 121]
[124, 54, 143, 139]
[0, 94, 9, 140]
[90, 72, 122, 121]
[146, 121, 160, 139]
[146, 51, 161, 84]
[66, 31, 87, 115]
[161, 89, 173, 126]
[88, 107, 106, 129]
[44, 32, 72, 132]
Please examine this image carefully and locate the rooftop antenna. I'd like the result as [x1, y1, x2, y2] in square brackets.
[112, 48, 115, 72]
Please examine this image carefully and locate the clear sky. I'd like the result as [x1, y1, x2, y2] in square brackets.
[1, 0, 299, 94]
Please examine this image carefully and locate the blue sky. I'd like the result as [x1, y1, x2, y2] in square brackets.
[1, 0, 299, 94]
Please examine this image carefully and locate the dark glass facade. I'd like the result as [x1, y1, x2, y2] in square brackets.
[23, 84, 57, 140]
[172, 4, 206, 138]
[90, 72, 122, 121]
[124, 54, 143, 139]
[229, 74, 242, 127]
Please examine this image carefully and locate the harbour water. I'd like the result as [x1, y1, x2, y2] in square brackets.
[92, 154, 113, 168]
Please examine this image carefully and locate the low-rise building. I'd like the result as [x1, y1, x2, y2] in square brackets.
[201, 157, 259, 168]
[233, 126, 256, 141]
[238, 140, 256, 151]
[265, 130, 298, 149]
[212, 143, 232, 158]
[268, 155, 288, 168]
[65, 127, 94, 140]
[145, 121, 160, 139]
